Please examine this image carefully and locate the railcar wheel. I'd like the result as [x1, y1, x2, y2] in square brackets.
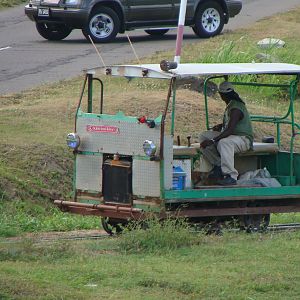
[101, 217, 123, 235]
[205, 221, 223, 235]
[241, 214, 270, 233]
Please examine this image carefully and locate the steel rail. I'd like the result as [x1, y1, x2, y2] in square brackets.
[267, 223, 300, 231]
[38, 223, 300, 240]
[36, 233, 111, 242]
[0, 232, 111, 245]
[2, 223, 300, 245]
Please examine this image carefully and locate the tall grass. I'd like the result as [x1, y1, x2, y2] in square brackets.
[0, 200, 100, 237]
[196, 38, 300, 102]
[197, 36, 300, 65]
[118, 217, 203, 253]
[0, 239, 74, 262]
[0, 0, 27, 9]
[199, 38, 255, 63]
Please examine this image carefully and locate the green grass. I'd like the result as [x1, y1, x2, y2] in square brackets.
[0, 228, 300, 299]
[0, 200, 100, 237]
[0, 0, 27, 9]
[271, 213, 300, 224]
[118, 217, 201, 253]
[196, 38, 300, 100]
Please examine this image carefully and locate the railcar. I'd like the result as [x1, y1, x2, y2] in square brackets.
[54, 62, 300, 234]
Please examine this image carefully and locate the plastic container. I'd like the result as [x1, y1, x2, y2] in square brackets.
[172, 166, 186, 190]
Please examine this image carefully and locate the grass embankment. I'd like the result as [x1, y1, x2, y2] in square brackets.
[0, 0, 27, 9]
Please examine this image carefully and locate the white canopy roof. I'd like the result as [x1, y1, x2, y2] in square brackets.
[90, 63, 300, 79]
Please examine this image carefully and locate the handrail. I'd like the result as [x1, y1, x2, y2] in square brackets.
[75, 74, 88, 131]
[91, 78, 104, 114]
[160, 77, 176, 198]
[250, 116, 300, 130]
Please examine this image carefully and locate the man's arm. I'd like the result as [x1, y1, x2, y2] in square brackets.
[212, 123, 223, 132]
[200, 109, 243, 148]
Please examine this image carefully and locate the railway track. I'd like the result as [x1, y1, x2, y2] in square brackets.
[36, 233, 111, 242]
[1, 230, 111, 244]
[2, 223, 300, 244]
[267, 223, 300, 231]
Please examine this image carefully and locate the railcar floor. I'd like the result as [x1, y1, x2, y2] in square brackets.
[194, 184, 262, 189]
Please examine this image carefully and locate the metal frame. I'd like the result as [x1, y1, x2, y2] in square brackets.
[202, 75, 300, 185]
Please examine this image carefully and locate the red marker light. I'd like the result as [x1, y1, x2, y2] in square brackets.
[138, 116, 147, 123]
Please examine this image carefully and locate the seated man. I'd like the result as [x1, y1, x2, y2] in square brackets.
[199, 81, 253, 185]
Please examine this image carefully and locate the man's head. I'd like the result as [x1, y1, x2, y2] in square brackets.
[219, 81, 234, 93]
[218, 81, 235, 102]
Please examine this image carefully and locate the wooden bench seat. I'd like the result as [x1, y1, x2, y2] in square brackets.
[237, 142, 279, 156]
[173, 145, 198, 156]
[173, 142, 279, 157]
[248, 142, 279, 154]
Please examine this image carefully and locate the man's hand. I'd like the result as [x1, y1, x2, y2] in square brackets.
[212, 124, 222, 132]
[200, 139, 214, 149]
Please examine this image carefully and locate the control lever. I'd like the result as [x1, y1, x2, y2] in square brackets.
[187, 136, 191, 147]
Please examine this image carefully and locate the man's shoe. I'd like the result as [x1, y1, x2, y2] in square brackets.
[208, 166, 223, 179]
[217, 175, 237, 186]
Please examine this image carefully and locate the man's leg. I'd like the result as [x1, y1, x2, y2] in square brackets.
[199, 131, 220, 172]
[217, 135, 251, 180]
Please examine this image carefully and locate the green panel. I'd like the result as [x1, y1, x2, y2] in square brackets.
[294, 153, 300, 184]
[164, 186, 300, 202]
[77, 109, 162, 123]
[258, 154, 278, 175]
[261, 152, 300, 184]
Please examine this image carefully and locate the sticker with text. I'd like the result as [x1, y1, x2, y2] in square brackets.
[86, 125, 120, 134]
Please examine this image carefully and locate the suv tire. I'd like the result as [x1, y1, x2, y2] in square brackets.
[36, 23, 72, 41]
[192, 1, 225, 38]
[83, 6, 120, 43]
[144, 29, 169, 36]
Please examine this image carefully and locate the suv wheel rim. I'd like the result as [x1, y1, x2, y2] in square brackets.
[201, 8, 220, 33]
[89, 13, 114, 39]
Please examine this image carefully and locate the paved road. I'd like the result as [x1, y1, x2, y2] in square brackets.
[0, 0, 299, 95]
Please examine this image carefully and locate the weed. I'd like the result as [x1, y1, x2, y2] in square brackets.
[118, 216, 203, 253]
[197, 38, 298, 102]
[0, 0, 27, 9]
[0, 238, 74, 262]
[0, 200, 100, 237]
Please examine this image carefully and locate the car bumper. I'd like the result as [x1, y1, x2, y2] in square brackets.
[226, 0, 242, 18]
[24, 4, 88, 28]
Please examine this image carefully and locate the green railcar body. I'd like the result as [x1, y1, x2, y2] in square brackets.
[55, 63, 300, 231]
